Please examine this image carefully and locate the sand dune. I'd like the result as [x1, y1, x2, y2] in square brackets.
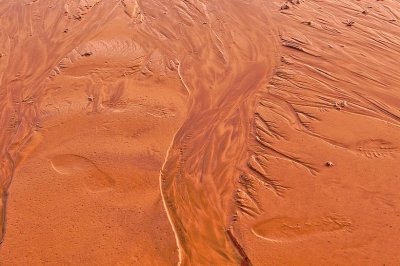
[0, 0, 399, 265]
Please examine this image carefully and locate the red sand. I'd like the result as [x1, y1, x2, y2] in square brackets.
[0, 0, 400, 265]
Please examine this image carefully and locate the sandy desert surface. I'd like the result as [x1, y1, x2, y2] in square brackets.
[0, 0, 400, 265]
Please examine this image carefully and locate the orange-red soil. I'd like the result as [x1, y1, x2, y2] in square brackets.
[0, 0, 400, 265]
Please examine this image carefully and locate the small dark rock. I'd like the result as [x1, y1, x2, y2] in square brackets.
[326, 161, 334, 167]
[280, 4, 290, 10]
[81, 52, 93, 57]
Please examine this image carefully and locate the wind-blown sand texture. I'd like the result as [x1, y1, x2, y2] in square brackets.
[0, 0, 400, 265]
